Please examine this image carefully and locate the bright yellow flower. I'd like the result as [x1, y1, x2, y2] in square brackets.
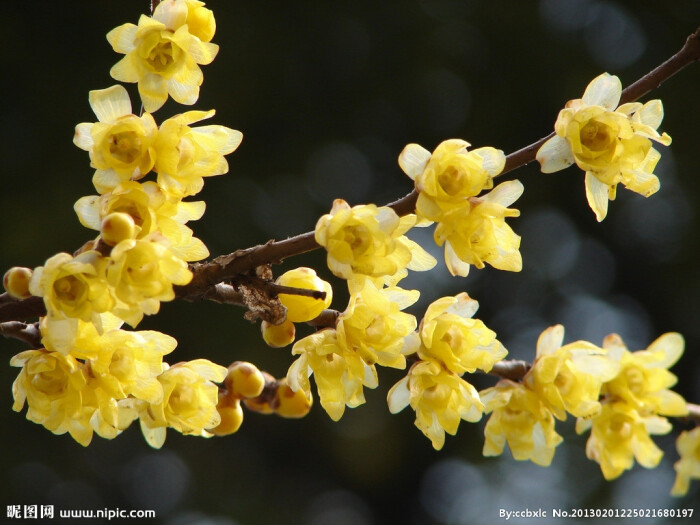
[536, 73, 671, 221]
[276, 267, 333, 323]
[73, 85, 158, 194]
[88, 329, 176, 404]
[398, 139, 505, 220]
[434, 180, 523, 277]
[671, 427, 700, 497]
[524, 325, 619, 420]
[74, 181, 209, 262]
[418, 292, 507, 375]
[481, 380, 563, 466]
[29, 251, 113, 322]
[154, 110, 243, 197]
[107, 4, 219, 112]
[337, 277, 419, 369]
[11, 349, 95, 446]
[576, 401, 668, 480]
[601, 332, 688, 418]
[287, 329, 373, 421]
[142, 359, 227, 443]
[315, 199, 435, 284]
[388, 359, 484, 450]
[106, 234, 192, 326]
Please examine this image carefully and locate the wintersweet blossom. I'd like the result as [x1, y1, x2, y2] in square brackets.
[398, 139, 505, 220]
[73, 85, 158, 194]
[11, 349, 94, 446]
[388, 359, 484, 450]
[74, 181, 209, 262]
[481, 380, 563, 466]
[154, 110, 243, 197]
[29, 251, 113, 322]
[139, 359, 227, 448]
[315, 199, 435, 284]
[107, 2, 219, 112]
[524, 325, 619, 420]
[576, 401, 669, 480]
[601, 332, 688, 418]
[287, 329, 372, 421]
[436, 179, 523, 277]
[671, 427, 700, 497]
[106, 234, 193, 326]
[417, 293, 507, 375]
[536, 73, 671, 221]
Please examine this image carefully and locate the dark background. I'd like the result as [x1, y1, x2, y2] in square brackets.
[1, 1, 699, 524]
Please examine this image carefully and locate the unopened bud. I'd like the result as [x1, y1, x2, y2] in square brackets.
[225, 361, 266, 399]
[261, 319, 295, 348]
[210, 393, 244, 436]
[101, 212, 136, 246]
[276, 267, 332, 322]
[274, 379, 313, 419]
[3, 266, 33, 299]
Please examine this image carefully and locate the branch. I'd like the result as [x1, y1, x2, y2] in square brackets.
[0, 321, 42, 348]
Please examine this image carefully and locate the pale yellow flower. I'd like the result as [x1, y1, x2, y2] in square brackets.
[576, 401, 669, 480]
[107, 7, 219, 112]
[315, 199, 435, 284]
[537, 73, 671, 221]
[388, 359, 484, 450]
[154, 110, 243, 197]
[481, 379, 563, 466]
[524, 325, 619, 420]
[73, 85, 158, 194]
[418, 292, 507, 374]
[671, 427, 700, 497]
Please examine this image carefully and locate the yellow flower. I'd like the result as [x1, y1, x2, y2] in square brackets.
[576, 401, 669, 480]
[154, 110, 243, 197]
[398, 139, 505, 220]
[88, 329, 176, 404]
[388, 359, 484, 450]
[524, 325, 619, 420]
[601, 332, 688, 417]
[536, 73, 671, 221]
[106, 234, 192, 326]
[275, 267, 333, 323]
[315, 199, 435, 284]
[74, 181, 210, 262]
[287, 329, 373, 421]
[29, 251, 113, 322]
[11, 349, 94, 446]
[142, 359, 227, 444]
[434, 180, 523, 277]
[671, 427, 700, 497]
[481, 380, 563, 466]
[418, 292, 507, 375]
[337, 277, 419, 369]
[73, 85, 158, 194]
[107, 5, 219, 112]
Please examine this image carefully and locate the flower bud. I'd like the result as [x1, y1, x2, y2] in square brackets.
[261, 319, 296, 348]
[3, 266, 33, 299]
[276, 267, 332, 322]
[274, 379, 313, 418]
[101, 212, 136, 246]
[209, 393, 244, 436]
[225, 361, 266, 399]
[186, 2, 216, 42]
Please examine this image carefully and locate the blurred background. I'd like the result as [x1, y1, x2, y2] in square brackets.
[1, 1, 699, 523]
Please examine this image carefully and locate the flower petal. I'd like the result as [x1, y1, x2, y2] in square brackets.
[582, 73, 622, 110]
[398, 143, 432, 180]
[89, 85, 132, 122]
[585, 172, 610, 222]
[536, 135, 574, 173]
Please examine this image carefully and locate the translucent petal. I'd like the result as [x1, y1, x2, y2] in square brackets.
[584, 172, 610, 222]
[472, 147, 506, 176]
[444, 242, 470, 277]
[139, 74, 168, 113]
[398, 143, 431, 180]
[582, 73, 622, 110]
[536, 325, 565, 358]
[73, 123, 94, 150]
[110, 56, 140, 83]
[106, 23, 138, 53]
[637, 99, 664, 129]
[73, 195, 102, 230]
[89, 85, 132, 122]
[536, 135, 574, 173]
[483, 179, 524, 208]
[140, 421, 166, 449]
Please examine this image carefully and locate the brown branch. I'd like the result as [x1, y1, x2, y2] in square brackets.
[488, 359, 531, 381]
[0, 321, 42, 348]
[501, 24, 700, 176]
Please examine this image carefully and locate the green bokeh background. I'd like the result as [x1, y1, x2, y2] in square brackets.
[1, 1, 699, 524]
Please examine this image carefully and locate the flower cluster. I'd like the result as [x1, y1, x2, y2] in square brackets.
[9, 0, 240, 447]
[399, 139, 523, 276]
[388, 293, 507, 449]
[537, 73, 671, 221]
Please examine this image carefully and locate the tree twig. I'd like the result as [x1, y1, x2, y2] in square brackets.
[0, 322, 42, 348]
